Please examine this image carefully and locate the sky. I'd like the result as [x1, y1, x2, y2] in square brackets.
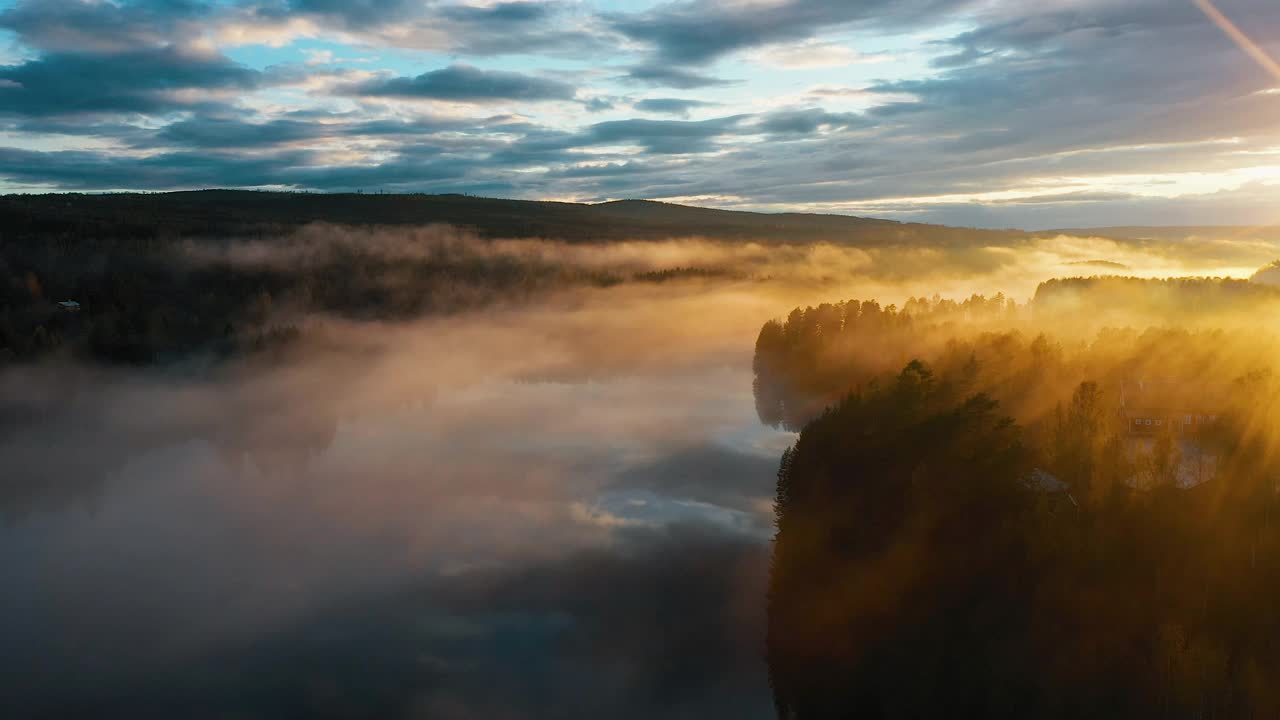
[2, 0, 1280, 228]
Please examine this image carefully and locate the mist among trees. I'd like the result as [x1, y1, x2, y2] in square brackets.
[760, 281, 1280, 718]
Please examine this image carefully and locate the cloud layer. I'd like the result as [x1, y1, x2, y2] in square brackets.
[3, 0, 1280, 226]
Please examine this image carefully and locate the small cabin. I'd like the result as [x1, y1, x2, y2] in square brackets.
[1119, 378, 1217, 436]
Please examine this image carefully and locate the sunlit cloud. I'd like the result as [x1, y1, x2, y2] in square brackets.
[3, 0, 1280, 225]
[750, 40, 894, 69]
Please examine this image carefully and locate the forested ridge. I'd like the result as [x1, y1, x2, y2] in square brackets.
[0, 190, 1046, 368]
[0, 225, 736, 366]
[0, 190, 1032, 245]
[762, 286, 1280, 719]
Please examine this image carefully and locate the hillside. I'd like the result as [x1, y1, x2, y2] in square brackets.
[1052, 225, 1280, 242]
[0, 190, 1031, 246]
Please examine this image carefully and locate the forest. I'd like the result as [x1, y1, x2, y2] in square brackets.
[6, 191, 1278, 369]
[759, 282, 1280, 718]
[0, 222, 743, 366]
[0, 190, 1035, 246]
[0, 189, 1041, 367]
[11, 189, 1280, 718]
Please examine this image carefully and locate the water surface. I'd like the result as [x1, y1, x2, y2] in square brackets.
[2, 282, 797, 718]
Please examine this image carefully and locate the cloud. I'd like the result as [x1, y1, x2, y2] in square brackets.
[634, 97, 717, 117]
[581, 116, 749, 154]
[621, 64, 733, 89]
[141, 114, 478, 149]
[0, 0, 211, 53]
[751, 39, 893, 69]
[754, 108, 864, 135]
[153, 116, 329, 148]
[607, 0, 971, 65]
[0, 47, 259, 118]
[345, 64, 577, 102]
[233, 0, 610, 57]
[6, 0, 1280, 227]
[0, 147, 312, 190]
[281, 0, 415, 28]
[437, 1, 559, 26]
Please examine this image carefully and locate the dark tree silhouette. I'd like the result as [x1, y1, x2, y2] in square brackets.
[765, 318, 1280, 718]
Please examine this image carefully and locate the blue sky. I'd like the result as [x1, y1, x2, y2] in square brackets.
[2, 0, 1280, 228]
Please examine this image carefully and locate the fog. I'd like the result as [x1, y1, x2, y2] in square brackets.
[180, 223, 1279, 301]
[4, 227, 1280, 717]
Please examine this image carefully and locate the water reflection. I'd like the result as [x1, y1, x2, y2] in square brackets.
[0, 282, 793, 718]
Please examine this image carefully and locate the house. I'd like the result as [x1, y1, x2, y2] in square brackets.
[56, 300, 81, 312]
[1118, 377, 1217, 436]
[1026, 468, 1078, 509]
[1118, 377, 1220, 489]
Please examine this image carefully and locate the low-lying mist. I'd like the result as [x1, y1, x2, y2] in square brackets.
[6, 223, 1280, 717]
[178, 223, 1280, 297]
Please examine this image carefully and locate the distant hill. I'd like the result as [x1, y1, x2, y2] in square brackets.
[1033, 275, 1280, 323]
[1067, 259, 1131, 270]
[1051, 225, 1280, 242]
[0, 190, 1033, 246]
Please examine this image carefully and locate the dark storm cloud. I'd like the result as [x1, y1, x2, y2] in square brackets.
[0, 48, 259, 118]
[634, 97, 717, 117]
[347, 64, 578, 102]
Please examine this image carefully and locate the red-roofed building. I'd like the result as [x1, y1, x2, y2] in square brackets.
[1119, 377, 1218, 436]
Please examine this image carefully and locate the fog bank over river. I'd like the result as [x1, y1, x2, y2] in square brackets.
[3, 228, 1274, 717]
[2, 279, 808, 718]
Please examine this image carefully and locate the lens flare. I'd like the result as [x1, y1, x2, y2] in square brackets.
[1194, 0, 1280, 82]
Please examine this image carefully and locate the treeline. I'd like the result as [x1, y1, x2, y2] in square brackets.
[762, 285, 1280, 718]
[753, 294, 1022, 430]
[1035, 275, 1280, 320]
[768, 357, 1280, 718]
[0, 190, 1035, 246]
[0, 231, 737, 366]
[756, 278, 1280, 430]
